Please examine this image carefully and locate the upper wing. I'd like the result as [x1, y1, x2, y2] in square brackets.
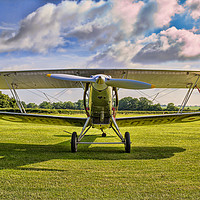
[0, 112, 86, 127]
[0, 68, 200, 89]
[116, 112, 200, 127]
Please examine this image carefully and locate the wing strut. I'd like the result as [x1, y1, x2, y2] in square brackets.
[178, 75, 200, 113]
[4, 76, 26, 113]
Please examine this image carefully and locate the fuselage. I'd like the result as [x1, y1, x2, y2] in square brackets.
[84, 74, 115, 129]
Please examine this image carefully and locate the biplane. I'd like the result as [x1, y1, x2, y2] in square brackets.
[0, 68, 200, 153]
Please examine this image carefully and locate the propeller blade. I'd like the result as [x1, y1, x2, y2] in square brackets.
[47, 74, 96, 83]
[105, 78, 155, 89]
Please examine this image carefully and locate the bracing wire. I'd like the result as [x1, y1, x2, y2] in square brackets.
[16, 80, 67, 102]
[54, 88, 70, 99]
[155, 88, 180, 100]
[135, 90, 160, 103]
[136, 85, 181, 103]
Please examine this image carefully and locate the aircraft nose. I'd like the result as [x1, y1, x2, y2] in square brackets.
[96, 76, 105, 84]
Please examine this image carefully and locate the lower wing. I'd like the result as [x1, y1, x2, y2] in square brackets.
[0, 112, 86, 127]
[116, 112, 200, 127]
[1, 111, 200, 128]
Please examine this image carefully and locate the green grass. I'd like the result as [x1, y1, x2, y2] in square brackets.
[0, 114, 200, 199]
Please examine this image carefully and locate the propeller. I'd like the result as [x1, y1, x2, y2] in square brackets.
[46, 74, 96, 83]
[47, 74, 155, 89]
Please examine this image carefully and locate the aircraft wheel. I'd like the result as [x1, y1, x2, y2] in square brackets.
[102, 132, 106, 137]
[71, 132, 78, 153]
[125, 132, 131, 153]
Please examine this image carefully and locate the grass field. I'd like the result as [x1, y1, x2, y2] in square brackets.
[0, 114, 199, 199]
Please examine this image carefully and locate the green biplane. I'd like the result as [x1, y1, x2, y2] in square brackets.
[0, 68, 200, 153]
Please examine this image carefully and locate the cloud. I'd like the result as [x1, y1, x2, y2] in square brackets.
[0, 1, 110, 53]
[154, 0, 184, 27]
[0, 3, 60, 53]
[111, 0, 144, 36]
[161, 27, 200, 58]
[133, 1, 157, 35]
[0, 0, 164, 54]
[0, 26, 15, 31]
[66, 0, 145, 49]
[90, 26, 200, 66]
[133, 27, 200, 63]
[185, 0, 200, 20]
[0, 0, 200, 68]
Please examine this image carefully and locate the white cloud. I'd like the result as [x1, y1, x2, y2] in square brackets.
[154, 0, 184, 27]
[0, 26, 15, 31]
[0, 0, 200, 71]
[90, 25, 200, 66]
[0, 0, 173, 54]
[0, 1, 109, 53]
[161, 27, 200, 58]
[132, 27, 200, 63]
[185, 0, 200, 20]
[111, 0, 144, 36]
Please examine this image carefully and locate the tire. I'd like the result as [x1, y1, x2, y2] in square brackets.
[102, 132, 106, 137]
[125, 132, 131, 153]
[71, 132, 78, 153]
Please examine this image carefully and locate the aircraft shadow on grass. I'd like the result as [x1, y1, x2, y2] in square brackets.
[0, 134, 186, 171]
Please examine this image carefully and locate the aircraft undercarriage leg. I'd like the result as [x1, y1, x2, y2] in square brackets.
[71, 117, 91, 152]
[111, 116, 131, 153]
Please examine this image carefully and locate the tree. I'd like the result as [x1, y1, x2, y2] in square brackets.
[27, 103, 38, 108]
[21, 101, 27, 109]
[166, 103, 178, 111]
[137, 97, 152, 111]
[119, 97, 163, 111]
[150, 103, 162, 111]
[118, 97, 133, 110]
[75, 100, 84, 110]
[63, 101, 75, 109]
[130, 98, 139, 110]
[0, 91, 17, 108]
[39, 101, 52, 109]
[52, 102, 63, 109]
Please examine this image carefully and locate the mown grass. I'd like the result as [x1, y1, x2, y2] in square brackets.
[0, 114, 199, 199]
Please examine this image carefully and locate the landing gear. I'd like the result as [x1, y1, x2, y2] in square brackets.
[102, 132, 106, 137]
[71, 117, 91, 153]
[70, 116, 131, 153]
[71, 132, 78, 152]
[125, 132, 131, 153]
[101, 129, 106, 137]
[111, 116, 131, 153]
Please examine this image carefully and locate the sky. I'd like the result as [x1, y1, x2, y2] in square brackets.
[1, 0, 200, 105]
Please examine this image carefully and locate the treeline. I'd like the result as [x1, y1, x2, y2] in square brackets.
[0, 91, 84, 110]
[25, 100, 84, 110]
[0, 92, 193, 111]
[118, 97, 180, 111]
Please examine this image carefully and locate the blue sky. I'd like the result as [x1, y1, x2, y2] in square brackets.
[1, 0, 200, 105]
